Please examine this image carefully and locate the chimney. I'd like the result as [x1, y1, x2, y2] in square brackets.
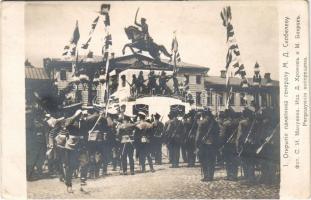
[220, 70, 226, 78]
[110, 52, 115, 59]
[264, 73, 271, 80]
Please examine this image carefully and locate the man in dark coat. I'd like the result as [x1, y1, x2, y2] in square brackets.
[184, 110, 198, 167]
[195, 109, 219, 182]
[165, 111, 184, 168]
[163, 112, 174, 164]
[219, 108, 239, 181]
[236, 107, 258, 184]
[257, 108, 280, 184]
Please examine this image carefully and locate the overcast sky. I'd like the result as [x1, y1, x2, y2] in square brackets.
[25, 1, 279, 80]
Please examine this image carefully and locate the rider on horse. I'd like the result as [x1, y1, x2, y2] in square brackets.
[134, 9, 151, 43]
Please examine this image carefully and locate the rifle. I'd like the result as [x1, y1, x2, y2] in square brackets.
[184, 116, 198, 144]
[167, 119, 181, 144]
[218, 126, 238, 151]
[256, 123, 279, 154]
[238, 118, 256, 157]
[201, 118, 216, 145]
[153, 116, 164, 138]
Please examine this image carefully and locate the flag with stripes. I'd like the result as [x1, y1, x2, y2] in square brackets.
[171, 33, 181, 63]
[221, 7, 246, 86]
[63, 21, 80, 57]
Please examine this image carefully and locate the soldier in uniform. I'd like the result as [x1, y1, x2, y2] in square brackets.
[111, 114, 122, 172]
[45, 114, 65, 181]
[165, 111, 185, 168]
[163, 112, 174, 164]
[76, 110, 94, 186]
[195, 109, 219, 182]
[135, 112, 155, 172]
[151, 113, 164, 165]
[27, 114, 47, 179]
[257, 108, 280, 184]
[87, 111, 106, 179]
[61, 109, 83, 192]
[236, 107, 257, 184]
[219, 108, 239, 181]
[117, 115, 136, 175]
[147, 70, 158, 95]
[184, 110, 198, 167]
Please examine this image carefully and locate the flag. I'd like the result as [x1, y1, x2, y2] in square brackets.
[171, 33, 181, 63]
[62, 21, 80, 57]
[91, 16, 99, 31]
[70, 21, 80, 45]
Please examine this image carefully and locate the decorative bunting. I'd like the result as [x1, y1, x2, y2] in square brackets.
[221, 6, 247, 85]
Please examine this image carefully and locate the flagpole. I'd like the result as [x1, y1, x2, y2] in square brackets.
[104, 54, 110, 117]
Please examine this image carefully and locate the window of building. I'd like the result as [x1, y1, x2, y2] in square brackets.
[91, 89, 97, 103]
[184, 74, 189, 85]
[196, 75, 202, 84]
[196, 92, 202, 105]
[60, 69, 67, 81]
[207, 91, 213, 105]
[261, 94, 267, 106]
[240, 93, 246, 106]
[75, 90, 82, 102]
[218, 93, 224, 106]
[229, 93, 235, 105]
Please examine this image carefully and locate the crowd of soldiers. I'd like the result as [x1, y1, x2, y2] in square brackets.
[26, 103, 279, 193]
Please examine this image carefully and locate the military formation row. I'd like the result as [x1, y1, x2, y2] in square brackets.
[26, 105, 279, 193]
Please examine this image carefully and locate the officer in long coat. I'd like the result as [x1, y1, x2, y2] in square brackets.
[163, 112, 174, 163]
[195, 109, 219, 182]
[257, 108, 280, 184]
[236, 107, 258, 184]
[219, 109, 239, 181]
[165, 111, 185, 168]
[184, 110, 198, 167]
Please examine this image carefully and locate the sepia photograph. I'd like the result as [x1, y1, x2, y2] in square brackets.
[19, 1, 284, 199]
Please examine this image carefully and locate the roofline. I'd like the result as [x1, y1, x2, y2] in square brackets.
[45, 54, 209, 72]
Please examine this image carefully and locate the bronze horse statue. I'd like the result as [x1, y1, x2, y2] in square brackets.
[122, 26, 172, 62]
